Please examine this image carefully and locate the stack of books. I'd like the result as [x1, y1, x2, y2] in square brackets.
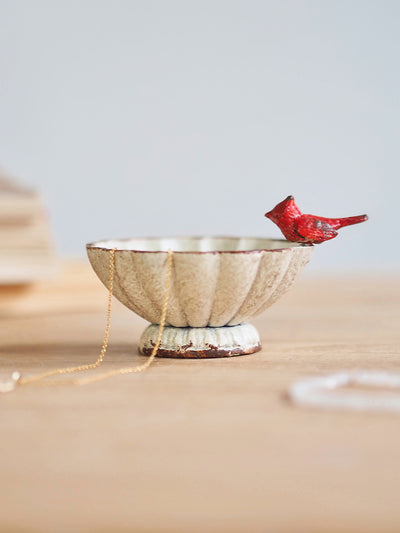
[0, 174, 57, 284]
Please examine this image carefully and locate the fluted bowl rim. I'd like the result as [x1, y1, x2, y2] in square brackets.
[86, 236, 312, 254]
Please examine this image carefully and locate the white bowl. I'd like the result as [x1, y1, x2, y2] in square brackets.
[87, 237, 313, 357]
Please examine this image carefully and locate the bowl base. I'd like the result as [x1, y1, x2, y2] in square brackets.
[139, 323, 261, 359]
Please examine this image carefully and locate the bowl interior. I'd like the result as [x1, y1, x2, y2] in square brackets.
[87, 236, 307, 253]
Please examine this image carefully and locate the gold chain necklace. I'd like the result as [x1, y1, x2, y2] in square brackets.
[0, 248, 173, 392]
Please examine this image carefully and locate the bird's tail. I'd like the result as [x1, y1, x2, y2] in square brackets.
[326, 214, 369, 230]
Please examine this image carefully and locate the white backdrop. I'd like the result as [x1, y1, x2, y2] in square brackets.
[0, 0, 398, 271]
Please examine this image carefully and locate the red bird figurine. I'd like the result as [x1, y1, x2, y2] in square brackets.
[265, 195, 368, 244]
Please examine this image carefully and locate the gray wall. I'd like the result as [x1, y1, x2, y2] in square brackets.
[1, 0, 398, 271]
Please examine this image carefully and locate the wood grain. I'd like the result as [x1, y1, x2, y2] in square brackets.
[0, 263, 399, 533]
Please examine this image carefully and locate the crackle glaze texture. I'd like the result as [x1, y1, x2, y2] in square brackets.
[86, 237, 313, 327]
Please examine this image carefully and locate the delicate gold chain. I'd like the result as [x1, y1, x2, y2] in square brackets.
[75, 249, 173, 385]
[18, 248, 117, 385]
[3, 248, 173, 390]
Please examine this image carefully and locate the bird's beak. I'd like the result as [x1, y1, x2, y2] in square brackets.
[265, 210, 272, 219]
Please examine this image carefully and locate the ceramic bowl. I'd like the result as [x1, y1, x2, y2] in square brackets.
[87, 237, 313, 357]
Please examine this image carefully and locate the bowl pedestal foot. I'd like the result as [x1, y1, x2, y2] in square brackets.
[139, 323, 261, 359]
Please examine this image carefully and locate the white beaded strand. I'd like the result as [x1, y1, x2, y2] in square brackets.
[289, 371, 400, 413]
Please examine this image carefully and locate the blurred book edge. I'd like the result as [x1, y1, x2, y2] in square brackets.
[0, 172, 58, 285]
[0, 260, 108, 317]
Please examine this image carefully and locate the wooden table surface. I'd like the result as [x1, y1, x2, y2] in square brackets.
[1, 262, 399, 533]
